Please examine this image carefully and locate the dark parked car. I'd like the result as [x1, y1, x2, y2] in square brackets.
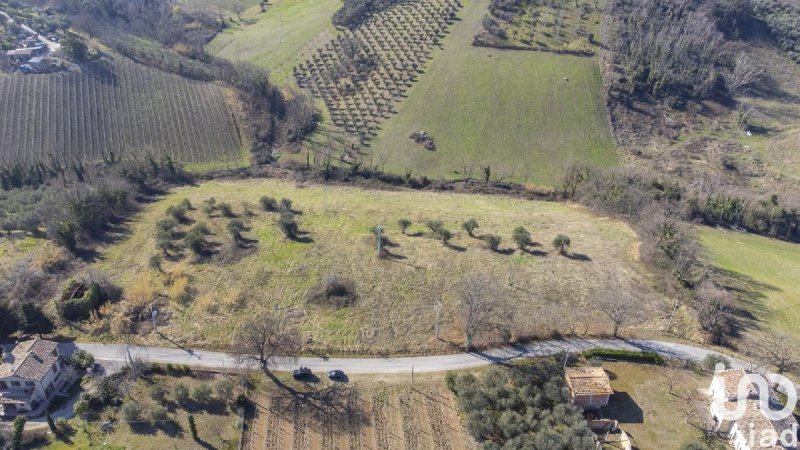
[328, 370, 346, 381]
[293, 367, 312, 380]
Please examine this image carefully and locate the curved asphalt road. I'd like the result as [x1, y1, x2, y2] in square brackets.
[59, 338, 756, 375]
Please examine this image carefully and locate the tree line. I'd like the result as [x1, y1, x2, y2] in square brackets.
[604, 0, 769, 102]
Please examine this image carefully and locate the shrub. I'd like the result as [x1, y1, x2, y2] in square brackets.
[462, 219, 479, 237]
[445, 371, 457, 394]
[279, 198, 293, 212]
[307, 274, 357, 307]
[397, 218, 412, 234]
[219, 202, 234, 217]
[148, 254, 162, 271]
[234, 393, 248, 408]
[11, 416, 26, 450]
[69, 349, 95, 371]
[55, 417, 73, 436]
[259, 196, 278, 211]
[227, 219, 246, 241]
[512, 226, 532, 250]
[191, 383, 212, 404]
[166, 204, 188, 222]
[484, 234, 501, 251]
[278, 212, 299, 238]
[121, 402, 142, 422]
[149, 405, 169, 423]
[436, 228, 452, 245]
[150, 384, 166, 402]
[425, 220, 444, 233]
[702, 354, 731, 371]
[581, 348, 665, 365]
[201, 197, 216, 216]
[553, 234, 571, 255]
[172, 383, 189, 404]
[215, 379, 234, 401]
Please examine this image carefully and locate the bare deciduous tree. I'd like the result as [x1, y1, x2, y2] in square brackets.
[748, 333, 799, 375]
[694, 280, 733, 344]
[233, 308, 301, 380]
[457, 274, 510, 350]
[596, 292, 641, 337]
[724, 53, 764, 96]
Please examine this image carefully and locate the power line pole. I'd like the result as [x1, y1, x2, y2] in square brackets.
[434, 299, 442, 340]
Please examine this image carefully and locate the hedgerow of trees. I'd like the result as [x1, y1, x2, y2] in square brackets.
[449, 357, 595, 449]
[332, 0, 406, 28]
[752, 0, 800, 62]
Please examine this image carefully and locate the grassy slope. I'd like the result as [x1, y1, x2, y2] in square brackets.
[89, 179, 660, 354]
[603, 362, 723, 450]
[207, 0, 341, 85]
[698, 227, 800, 344]
[369, 0, 618, 187]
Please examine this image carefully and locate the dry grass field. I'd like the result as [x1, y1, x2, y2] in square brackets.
[63, 178, 669, 355]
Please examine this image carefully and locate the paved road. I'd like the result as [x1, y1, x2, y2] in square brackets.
[59, 338, 754, 375]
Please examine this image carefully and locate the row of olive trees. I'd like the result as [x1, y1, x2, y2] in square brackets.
[396, 217, 572, 254]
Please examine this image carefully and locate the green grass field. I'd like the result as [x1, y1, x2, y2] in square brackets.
[603, 362, 724, 450]
[369, 0, 618, 186]
[698, 227, 800, 344]
[79, 179, 661, 355]
[207, 0, 341, 84]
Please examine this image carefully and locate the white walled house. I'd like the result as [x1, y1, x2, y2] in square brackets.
[709, 369, 798, 450]
[0, 339, 69, 417]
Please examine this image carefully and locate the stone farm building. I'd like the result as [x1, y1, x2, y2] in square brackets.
[565, 367, 614, 411]
[709, 369, 799, 450]
[0, 339, 69, 417]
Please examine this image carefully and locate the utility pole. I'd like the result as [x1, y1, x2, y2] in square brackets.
[666, 298, 680, 332]
[150, 305, 158, 331]
[434, 299, 442, 340]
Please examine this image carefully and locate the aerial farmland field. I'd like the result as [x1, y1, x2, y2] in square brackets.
[369, 0, 618, 186]
[0, 56, 245, 165]
[207, 0, 342, 84]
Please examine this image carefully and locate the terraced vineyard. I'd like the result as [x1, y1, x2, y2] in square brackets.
[294, 0, 460, 155]
[0, 56, 244, 164]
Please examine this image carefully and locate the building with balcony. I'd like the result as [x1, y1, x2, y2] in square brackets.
[0, 339, 68, 417]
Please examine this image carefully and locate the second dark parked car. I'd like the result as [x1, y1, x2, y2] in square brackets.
[293, 367, 312, 380]
[328, 369, 346, 381]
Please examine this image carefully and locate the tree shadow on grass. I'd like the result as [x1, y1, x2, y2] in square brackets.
[491, 247, 515, 255]
[445, 242, 467, 252]
[565, 253, 592, 262]
[709, 267, 781, 338]
[522, 248, 549, 257]
[288, 230, 314, 244]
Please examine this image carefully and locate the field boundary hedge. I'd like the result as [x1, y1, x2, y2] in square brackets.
[581, 348, 665, 365]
